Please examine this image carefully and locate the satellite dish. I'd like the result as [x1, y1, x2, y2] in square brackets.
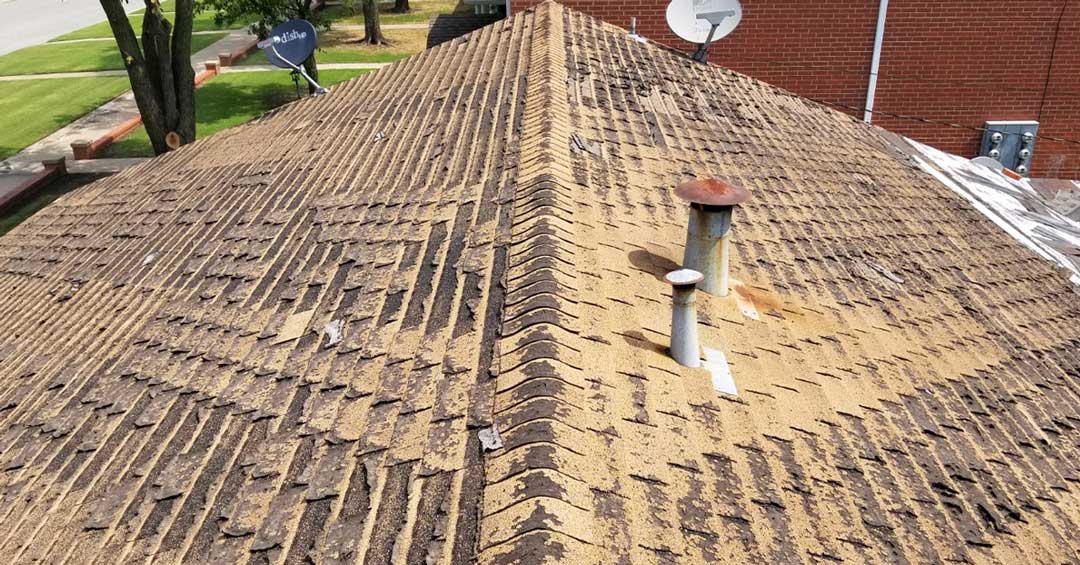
[258, 19, 327, 95]
[666, 0, 742, 62]
[263, 19, 318, 69]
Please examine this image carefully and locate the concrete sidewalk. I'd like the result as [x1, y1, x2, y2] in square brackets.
[69, 157, 149, 174]
[47, 29, 247, 45]
[221, 62, 389, 73]
[334, 23, 431, 30]
[4, 92, 140, 175]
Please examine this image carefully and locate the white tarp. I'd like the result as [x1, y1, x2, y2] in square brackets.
[906, 139, 1080, 286]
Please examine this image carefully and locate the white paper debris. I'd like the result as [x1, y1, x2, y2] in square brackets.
[142, 252, 159, 266]
[324, 319, 344, 347]
[703, 347, 737, 396]
[478, 426, 503, 452]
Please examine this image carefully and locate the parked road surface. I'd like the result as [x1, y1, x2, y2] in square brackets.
[0, 0, 140, 56]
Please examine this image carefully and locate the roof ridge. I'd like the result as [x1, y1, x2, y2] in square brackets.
[479, 2, 601, 562]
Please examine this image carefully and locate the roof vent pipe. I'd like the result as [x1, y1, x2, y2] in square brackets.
[675, 178, 752, 296]
[666, 269, 704, 368]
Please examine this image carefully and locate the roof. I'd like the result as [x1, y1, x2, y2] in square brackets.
[1, 3, 1079, 563]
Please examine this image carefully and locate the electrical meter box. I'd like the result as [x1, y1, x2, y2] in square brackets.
[979, 121, 1038, 176]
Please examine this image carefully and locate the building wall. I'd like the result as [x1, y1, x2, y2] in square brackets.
[515, 0, 1080, 178]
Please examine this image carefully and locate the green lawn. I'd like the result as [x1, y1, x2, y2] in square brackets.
[322, 0, 467, 25]
[237, 28, 426, 66]
[0, 33, 225, 76]
[52, 10, 255, 42]
[0, 77, 132, 160]
[0, 174, 108, 236]
[101, 68, 372, 158]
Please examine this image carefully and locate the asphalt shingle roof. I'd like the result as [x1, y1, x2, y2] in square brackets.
[0, 2, 1079, 563]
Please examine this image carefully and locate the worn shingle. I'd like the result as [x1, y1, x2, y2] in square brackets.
[0, 2, 1077, 563]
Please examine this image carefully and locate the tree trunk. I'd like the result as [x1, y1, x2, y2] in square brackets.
[171, 0, 196, 144]
[100, 0, 195, 155]
[361, 0, 386, 44]
[392, 0, 410, 13]
[302, 55, 319, 95]
[297, 0, 319, 93]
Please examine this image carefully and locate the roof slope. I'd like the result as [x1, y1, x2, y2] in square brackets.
[0, 2, 1079, 563]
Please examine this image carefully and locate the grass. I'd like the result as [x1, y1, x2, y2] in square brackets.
[52, 10, 256, 42]
[101, 68, 372, 158]
[237, 28, 426, 66]
[0, 174, 108, 236]
[321, 0, 467, 25]
[0, 78, 132, 160]
[0, 33, 225, 76]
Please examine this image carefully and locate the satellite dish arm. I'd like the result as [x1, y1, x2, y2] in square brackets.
[689, 9, 737, 64]
[267, 38, 328, 95]
[690, 23, 720, 63]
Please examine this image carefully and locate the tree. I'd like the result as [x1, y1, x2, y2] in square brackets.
[391, 0, 410, 13]
[197, 0, 323, 92]
[101, 0, 196, 155]
[359, 0, 386, 44]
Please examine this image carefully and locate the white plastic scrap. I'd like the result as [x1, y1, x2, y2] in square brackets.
[703, 347, 738, 396]
[142, 252, 159, 266]
[324, 319, 344, 347]
[478, 425, 503, 452]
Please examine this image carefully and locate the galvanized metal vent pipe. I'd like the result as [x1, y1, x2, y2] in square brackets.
[675, 178, 752, 296]
[666, 269, 704, 368]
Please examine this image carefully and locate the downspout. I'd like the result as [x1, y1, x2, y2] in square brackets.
[864, 0, 889, 123]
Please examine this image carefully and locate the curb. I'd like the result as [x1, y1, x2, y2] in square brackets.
[0, 158, 66, 214]
[71, 65, 222, 161]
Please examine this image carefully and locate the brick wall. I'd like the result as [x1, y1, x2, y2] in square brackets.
[516, 0, 1080, 178]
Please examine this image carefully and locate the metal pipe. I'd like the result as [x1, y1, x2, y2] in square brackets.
[682, 204, 732, 296]
[666, 269, 704, 368]
[864, 0, 889, 123]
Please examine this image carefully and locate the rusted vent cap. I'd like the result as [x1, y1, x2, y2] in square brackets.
[675, 178, 751, 207]
[665, 269, 704, 287]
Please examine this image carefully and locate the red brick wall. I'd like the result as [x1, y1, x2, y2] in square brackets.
[516, 0, 1080, 178]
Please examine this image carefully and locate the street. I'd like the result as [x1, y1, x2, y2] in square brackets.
[0, 0, 140, 56]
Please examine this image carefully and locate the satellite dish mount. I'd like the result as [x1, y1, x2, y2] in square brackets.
[259, 19, 328, 96]
[690, 9, 736, 63]
[665, 0, 743, 64]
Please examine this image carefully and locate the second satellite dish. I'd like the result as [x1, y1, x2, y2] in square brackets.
[666, 0, 742, 62]
[263, 19, 318, 69]
[257, 19, 327, 95]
